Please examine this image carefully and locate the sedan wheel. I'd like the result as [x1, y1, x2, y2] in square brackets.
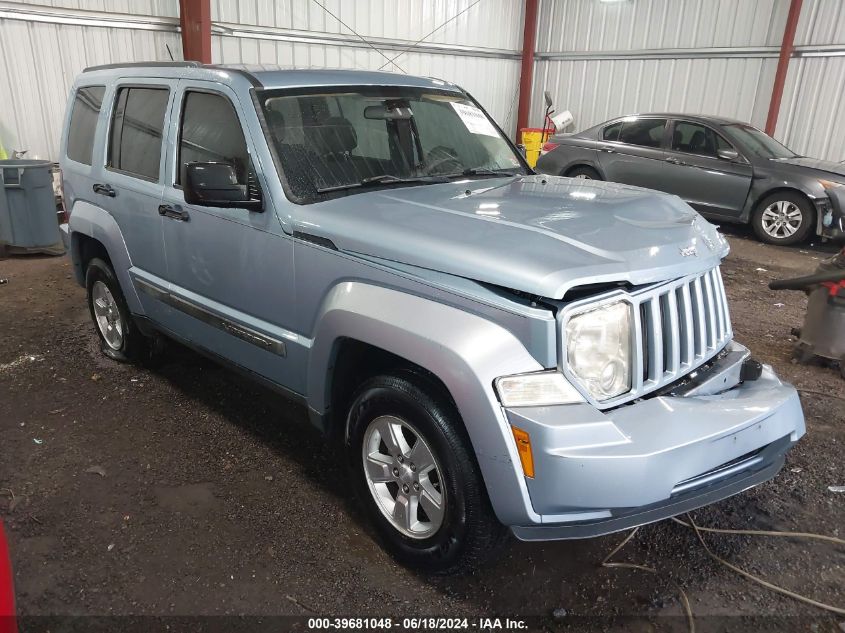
[751, 192, 814, 245]
[566, 166, 602, 181]
[760, 200, 803, 240]
[362, 415, 445, 539]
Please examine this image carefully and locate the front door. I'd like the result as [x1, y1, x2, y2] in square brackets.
[661, 120, 753, 218]
[596, 117, 667, 190]
[157, 80, 300, 392]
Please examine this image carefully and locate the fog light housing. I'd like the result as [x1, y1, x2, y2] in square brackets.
[495, 371, 583, 407]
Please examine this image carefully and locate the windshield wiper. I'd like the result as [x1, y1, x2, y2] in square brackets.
[316, 174, 448, 193]
[458, 167, 519, 177]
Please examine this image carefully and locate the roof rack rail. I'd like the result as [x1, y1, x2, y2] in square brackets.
[83, 61, 203, 73]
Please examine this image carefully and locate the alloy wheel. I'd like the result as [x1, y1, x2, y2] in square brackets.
[361, 415, 446, 539]
[761, 200, 803, 239]
[91, 281, 124, 350]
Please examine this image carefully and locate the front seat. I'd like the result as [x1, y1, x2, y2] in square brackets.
[689, 130, 707, 154]
[305, 116, 366, 186]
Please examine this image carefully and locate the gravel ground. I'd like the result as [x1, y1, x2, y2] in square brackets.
[1, 230, 843, 632]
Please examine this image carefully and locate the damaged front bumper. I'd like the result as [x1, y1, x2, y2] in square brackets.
[817, 190, 845, 241]
[505, 341, 805, 541]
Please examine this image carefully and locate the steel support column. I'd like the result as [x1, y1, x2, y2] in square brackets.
[516, 0, 539, 137]
[766, 0, 803, 135]
[179, 0, 212, 64]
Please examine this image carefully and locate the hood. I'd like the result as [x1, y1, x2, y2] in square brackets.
[774, 157, 845, 179]
[294, 175, 728, 299]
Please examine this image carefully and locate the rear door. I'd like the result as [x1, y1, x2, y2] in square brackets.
[661, 119, 752, 218]
[596, 117, 668, 189]
[99, 79, 176, 320]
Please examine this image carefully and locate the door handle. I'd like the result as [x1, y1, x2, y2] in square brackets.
[92, 183, 116, 197]
[158, 204, 190, 222]
[600, 147, 615, 153]
[665, 157, 684, 165]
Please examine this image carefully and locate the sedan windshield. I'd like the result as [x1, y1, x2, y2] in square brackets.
[258, 86, 525, 201]
[721, 123, 796, 159]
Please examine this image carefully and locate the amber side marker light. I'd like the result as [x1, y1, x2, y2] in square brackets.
[511, 426, 535, 478]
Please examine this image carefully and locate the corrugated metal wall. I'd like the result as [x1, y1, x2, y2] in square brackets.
[532, 0, 844, 162]
[2, 0, 842, 162]
[776, 0, 845, 161]
[208, 0, 523, 132]
[0, 0, 522, 160]
[0, 2, 181, 160]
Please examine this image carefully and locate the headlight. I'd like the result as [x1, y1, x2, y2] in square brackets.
[495, 371, 583, 407]
[565, 300, 633, 401]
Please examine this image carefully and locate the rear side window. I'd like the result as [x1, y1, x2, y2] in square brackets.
[108, 87, 169, 181]
[602, 121, 622, 141]
[618, 118, 667, 148]
[177, 91, 249, 185]
[66, 86, 105, 165]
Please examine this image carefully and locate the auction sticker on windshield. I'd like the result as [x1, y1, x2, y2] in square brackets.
[451, 102, 499, 137]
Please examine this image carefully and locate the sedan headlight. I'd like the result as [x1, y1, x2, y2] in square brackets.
[565, 300, 633, 401]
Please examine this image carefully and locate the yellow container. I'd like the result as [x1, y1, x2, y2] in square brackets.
[520, 127, 553, 168]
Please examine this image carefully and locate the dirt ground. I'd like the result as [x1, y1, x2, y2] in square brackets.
[1, 228, 843, 632]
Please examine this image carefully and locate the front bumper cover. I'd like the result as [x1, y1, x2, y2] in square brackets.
[505, 342, 805, 541]
[818, 190, 845, 240]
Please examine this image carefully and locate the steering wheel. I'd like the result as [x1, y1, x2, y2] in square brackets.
[423, 146, 463, 175]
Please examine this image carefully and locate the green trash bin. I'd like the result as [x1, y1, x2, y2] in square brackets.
[0, 159, 64, 255]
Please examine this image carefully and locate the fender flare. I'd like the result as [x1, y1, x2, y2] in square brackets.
[68, 201, 143, 314]
[307, 281, 545, 525]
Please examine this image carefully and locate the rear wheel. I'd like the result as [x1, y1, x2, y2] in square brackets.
[85, 258, 150, 363]
[751, 192, 815, 245]
[566, 166, 602, 180]
[345, 373, 508, 574]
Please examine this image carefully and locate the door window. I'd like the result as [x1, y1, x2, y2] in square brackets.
[618, 118, 667, 148]
[108, 87, 169, 180]
[671, 121, 732, 158]
[66, 86, 105, 165]
[178, 91, 250, 186]
[602, 121, 622, 141]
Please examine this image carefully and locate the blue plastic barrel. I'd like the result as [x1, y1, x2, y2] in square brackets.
[0, 160, 63, 255]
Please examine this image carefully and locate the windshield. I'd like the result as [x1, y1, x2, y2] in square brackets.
[258, 86, 525, 201]
[721, 124, 796, 159]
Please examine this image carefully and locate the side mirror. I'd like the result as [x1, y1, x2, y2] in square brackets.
[516, 143, 527, 157]
[544, 91, 553, 108]
[183, 162, 263, 211]
[717, 148, 740, 161]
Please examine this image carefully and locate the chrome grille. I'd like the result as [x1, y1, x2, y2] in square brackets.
[561, 266, 732, 408]
[634, 266, 732, 395]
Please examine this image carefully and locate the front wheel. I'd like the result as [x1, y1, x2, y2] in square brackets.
[346, 374, 508, 574]
[751, 192, 815, 245]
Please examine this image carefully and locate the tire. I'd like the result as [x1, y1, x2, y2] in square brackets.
[85, 258, 150, 363]
[345, 373, 508, 574]
[751, 192, 815, 246]
[566, 166, 602, 180]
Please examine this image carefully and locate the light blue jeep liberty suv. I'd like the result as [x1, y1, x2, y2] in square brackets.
[60, 62, 805, 574]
